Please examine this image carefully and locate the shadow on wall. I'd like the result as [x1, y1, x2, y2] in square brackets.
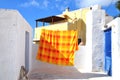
[68, 19, 86, 45]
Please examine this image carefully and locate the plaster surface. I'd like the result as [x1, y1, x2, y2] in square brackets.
[0, 9, 32, 80]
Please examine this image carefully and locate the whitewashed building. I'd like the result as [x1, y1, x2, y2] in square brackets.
[103, 17, 120, 80]
[29, 5, 114, 79]
[0, 9, 32, 80]
[1, 6, 120, 80]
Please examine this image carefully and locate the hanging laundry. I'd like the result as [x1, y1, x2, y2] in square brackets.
[36, 29, 78, 66]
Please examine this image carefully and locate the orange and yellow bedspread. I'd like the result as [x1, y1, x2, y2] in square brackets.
[36, 29, 78, 66]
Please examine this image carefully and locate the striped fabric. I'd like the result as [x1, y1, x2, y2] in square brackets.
[36, 29, 78, 66]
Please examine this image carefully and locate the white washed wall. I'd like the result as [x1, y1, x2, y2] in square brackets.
[106, 18, 120, 79]
[30, 6, 98, 75]
[0, 9, 32, 80]
[86, 9, 105, 71]
[30, 9, 106, 77]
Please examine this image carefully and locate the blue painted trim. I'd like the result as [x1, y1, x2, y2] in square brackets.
[104, 28, 112, 76]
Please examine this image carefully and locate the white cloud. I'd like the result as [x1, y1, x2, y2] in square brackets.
[20, 0, 39, 7]
[75, 0, 119, 8]
[54, 0, 70, 11]
[43, 0, 49, 8]
[20, 0, 69, 11]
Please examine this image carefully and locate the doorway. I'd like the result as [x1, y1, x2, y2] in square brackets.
[104, 28, 112, 76]
[25, 31, 29, 73]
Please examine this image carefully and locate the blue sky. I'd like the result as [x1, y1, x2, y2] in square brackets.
[0, 0, 120, 29]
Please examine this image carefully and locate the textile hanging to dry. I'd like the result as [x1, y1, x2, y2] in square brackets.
[36, 29, 78, 66]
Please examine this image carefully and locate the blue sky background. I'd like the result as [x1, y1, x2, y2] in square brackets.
[0, 0, 120, 29]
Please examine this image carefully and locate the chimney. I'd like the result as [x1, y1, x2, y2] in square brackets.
[65, 7, 70, 12]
